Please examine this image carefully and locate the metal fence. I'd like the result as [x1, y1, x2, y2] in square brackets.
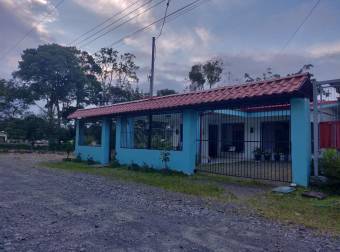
[314, 79, 340, 175]
[196, 105, 292, 182]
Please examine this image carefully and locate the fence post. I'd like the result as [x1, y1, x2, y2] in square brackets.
[313, 81, 319, 177]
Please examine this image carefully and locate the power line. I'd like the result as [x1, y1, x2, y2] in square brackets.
[156, 0, 171, 39]
[0, 0, 65, 61]
[77, 0, 165, 48]
[109, 0, 205, 48]
[68, 0, 141, 46]
[279, 0, 321, 53]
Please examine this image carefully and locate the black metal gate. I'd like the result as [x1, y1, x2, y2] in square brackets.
[196, 105, 292, 182]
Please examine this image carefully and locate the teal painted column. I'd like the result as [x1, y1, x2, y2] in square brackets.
[290, 98, 311, 186]
[182, 110, 198, 174]
[100, 117, 111, 164]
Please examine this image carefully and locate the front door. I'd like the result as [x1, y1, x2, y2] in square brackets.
[208, 124, 218, 158]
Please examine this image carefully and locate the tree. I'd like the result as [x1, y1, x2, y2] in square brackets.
[188, 64, 205, 91]
[157, 89, 176, 96]
[0, 79, 31, 119]
[188, 59, 224, 90]
[94, 48, 140, 105]
[203, 59, 223, 89]
[13, 44, 91, 126]
[244, 65, 313, 83]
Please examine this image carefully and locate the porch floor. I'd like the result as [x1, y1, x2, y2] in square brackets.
[196, 160, 291, 182]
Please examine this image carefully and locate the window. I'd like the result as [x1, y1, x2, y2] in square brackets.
[133, 116, 149, 149]
[121, 112, 183, 150]
[79, 121, 102, 146]
[151, 113, 182, 150]
[221, 123, 244, 152]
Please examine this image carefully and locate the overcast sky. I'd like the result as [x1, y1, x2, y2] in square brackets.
[1, 0, 340, 93]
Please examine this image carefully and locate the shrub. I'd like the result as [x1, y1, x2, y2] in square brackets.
[74, 153, 82, 162]
[320, 149, 340, 179]
[87, 156, 95, 165]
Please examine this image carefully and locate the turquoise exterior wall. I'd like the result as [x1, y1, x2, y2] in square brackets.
[290, 98, 311, 186]
[75, 118, 111, 165]
[115, 110, 198, 174]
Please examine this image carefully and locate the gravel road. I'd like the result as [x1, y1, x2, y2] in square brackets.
[0, 153, 339, 251]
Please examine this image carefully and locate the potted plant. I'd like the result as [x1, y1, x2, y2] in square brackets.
[253, 147, 262, 161]
[274, 147, 281, 161]
[264, 151, 272, 161]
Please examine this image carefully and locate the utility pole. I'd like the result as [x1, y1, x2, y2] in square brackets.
[149, 36, 156, 97]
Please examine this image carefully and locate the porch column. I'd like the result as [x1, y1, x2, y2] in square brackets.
[290, 98, 311, 186]
[182, 110, 198, 174]
[100, 117, 111, 164]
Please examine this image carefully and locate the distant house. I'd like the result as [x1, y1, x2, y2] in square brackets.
[68, 73, 339, 187]
[0, 131, 7, 143]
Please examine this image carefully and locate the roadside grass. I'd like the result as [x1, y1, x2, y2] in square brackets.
[249, 188, 340, 235]
[41, 161, 340, 235]
[41, 161, 227, 199]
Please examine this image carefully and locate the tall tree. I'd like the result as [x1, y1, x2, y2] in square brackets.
[13, 44, 90, 126]
[203, 59, 223, 89]
[188, 64, 205, 91]
[94, 48, 139, 105]
[188, 59, 223, 90]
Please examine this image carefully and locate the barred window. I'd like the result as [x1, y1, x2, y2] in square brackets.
[121, 112, 183, 151]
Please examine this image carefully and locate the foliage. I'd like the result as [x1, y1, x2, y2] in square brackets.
[188, 59, 223, 90]
[94, 48, 140, 105]
[13, 44, 97, 125]
[156, 89, 176, 96]
[188, 64, 205, 91]
[0, 79, 31, 119]
[320, 149, 340, 179]
[160, 151, 171, 170]
[244, 65, 313, 83]
[203, 59, 223, 88]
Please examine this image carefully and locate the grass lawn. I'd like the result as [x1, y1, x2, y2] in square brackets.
[41, 161, 340, 235]
[41, 161, 228, 199]
[249, 189, 340, 235]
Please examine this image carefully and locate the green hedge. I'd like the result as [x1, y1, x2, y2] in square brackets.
[0, 142, 73, 152]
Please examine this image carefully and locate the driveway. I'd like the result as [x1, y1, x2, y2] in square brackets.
[0, 153, 339, 251]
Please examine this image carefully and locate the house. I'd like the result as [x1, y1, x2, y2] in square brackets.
[0, 131, 7, 143]
[68, 73, 337, 187]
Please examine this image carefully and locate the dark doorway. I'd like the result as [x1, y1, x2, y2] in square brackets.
[208, 124, 218, 158]
[261, 121, 290, 154]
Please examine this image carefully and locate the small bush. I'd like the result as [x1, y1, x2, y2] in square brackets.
[87, 156, 95, 165]
[320, 149, 340, 179]
[74, 153, 82, 162]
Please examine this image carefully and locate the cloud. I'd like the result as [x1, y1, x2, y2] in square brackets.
[308, 41, 340, 58]
[195, 27, 214, 44]
[72, 0, 155, 27]
[1, 0, 59, 39]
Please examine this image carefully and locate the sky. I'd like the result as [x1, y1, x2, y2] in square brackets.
[0, 0, 340, 93]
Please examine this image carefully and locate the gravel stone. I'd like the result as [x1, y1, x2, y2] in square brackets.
[0, 153, 339, 251]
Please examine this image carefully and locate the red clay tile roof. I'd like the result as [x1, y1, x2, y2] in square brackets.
[68, 73, 312, 119]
